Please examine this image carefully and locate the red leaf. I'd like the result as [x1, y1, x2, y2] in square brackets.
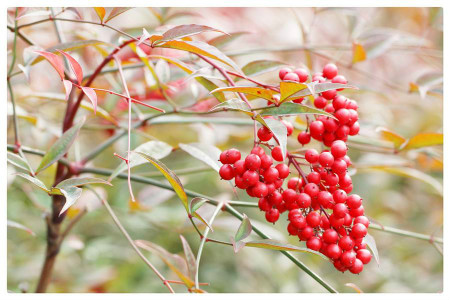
[57, 50, 83, 85]
[81, 87, 97, 114]
[33, 50, 65, 81]
[63, 80, 73, 100]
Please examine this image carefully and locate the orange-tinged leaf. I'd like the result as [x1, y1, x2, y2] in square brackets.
[33, 50, 65, 81]
[156, 40, 239, 71]
[81, 87, 97, 114]
[352, 42, 366, 64]
[104, 7, 133, 23]
[57, 50, 83, 85]
[280, 81, 308, 101]
[401, 133, 443, 150]
[210, 86, 278, 102]
[94, 7, 106, 22]
[135, 152, 188, 211]
[63, 80, 73, 100]
[345, 283, 363, 293]
[160, 24, 227, 42]
[376, 127, 406, 149]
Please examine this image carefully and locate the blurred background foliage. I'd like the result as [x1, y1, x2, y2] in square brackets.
[7, 7, 442, 293]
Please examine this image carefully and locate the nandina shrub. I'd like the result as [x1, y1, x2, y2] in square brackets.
[7, 7, 443, 293]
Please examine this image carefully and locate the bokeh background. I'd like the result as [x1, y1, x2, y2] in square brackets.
[7, 7, 443, 293]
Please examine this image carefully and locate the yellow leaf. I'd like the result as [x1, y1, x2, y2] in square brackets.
[280, 81, 308, 101]
[129, 199, 150, 212]
[401, 133, 443, 150]
[210, 86, 278, 102]
[94, 7, 106, 22]
[376, 127, 406, 149]
[352, 42, 366, 64]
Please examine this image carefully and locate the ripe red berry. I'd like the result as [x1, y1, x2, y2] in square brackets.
[287, 223, 299, 235]
[339, 173, 352, 187]
[268, 191, 283, 206]
[219, 150, 230, 164]
[346, 194, 362, 209]
[263, 167, 279, 183]
[318, 191, 333, 206]
[306, 236, 322, 251]
[322, 89, 337, 100]
[252, 182, 269, 198]
[265, 208, 280, 223]
[335, 108, 350, 125]
[327, 244, 342, 260]
[245, 154, 261, 171]
[283, 72, 300, 82]
[305, 149, 319, 164]
[281, 120, 294, 136]
[297, 131, 311, 145]
[257, 126, 273, 141]
[242, 170, 259, 186]
[297, 192, 312, 208]
[349, 259, 364, 274]
[233, 159, 246, 175]
[299, 226, 314, 240]
[260, 154, 273, 169]
[331, 159, 347, 174]
[354, 216, 370, 228]
[275, 164, 289, 178]
[314, 96, 327, 109]
[329, 213, 345, 228]
[356, 249, 372, 265]
[307, 172, 321, 184]
[306, 211, 321, 227]
[330, 140, 347, 158]
[332, 75, 347, 90]
[319, 151, 334, 167]
[304, 183, 320, 198]
[219, 164, 235, 180]
[235, 175, 249, 189]
[323, 229, 339, 244]
[294, 68, 309, 83]
[278, 67, 292, 80]
[333, 203, 348, 218]
[341, 250, 356, 267]
[258, 197, 271, 211]
[333, 259, 347, 272]
[333, 95, 347, 110]
[323, 63, 338, 79]
[351, 223, 368, 239]
[271, 146, 284, 162]
[291, 215, 307, 229]
[282, 189, 297, 204]
[310, 121, 325, 138]
[338, 235, 355, 251]
[349, 122, 360, 136]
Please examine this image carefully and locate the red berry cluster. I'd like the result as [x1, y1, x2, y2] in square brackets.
[219, 63, 371, 274]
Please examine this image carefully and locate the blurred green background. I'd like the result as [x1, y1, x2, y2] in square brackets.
[7, 7, 442, 293]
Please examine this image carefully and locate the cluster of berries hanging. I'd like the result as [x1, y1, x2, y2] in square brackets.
[219, 63, 371, 274]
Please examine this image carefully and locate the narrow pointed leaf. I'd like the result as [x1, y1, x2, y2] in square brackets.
[189, 197, 208, 214]
[94, 7, 106, 22]
[211, 86, 278, 102]
[363, 233, 379, 267]
[36, 117, 85, 173]
[56, 186, 83, 216]
[160, 24, 227, 42]
[280, 81, 308, 101]
[57, 50, 83, 85]
[263, 118, 287, 160]
[56, 177, 112, 189]
[234, 214, 252, 243]
[157, 40, 240, 71]
[15, 173, 49, 193]
[63, 80, 73, 100]
[260, 102, 335, 118]
[285, 82, 357, 101]
[352, 42, 366, 64]
[180, 235, 197, 280]
[376, 127, 406, 149]
[137, 28, 151, 46]
[135, 152, 188, 211]
[7, 152, 33, 173]
[208, 31, 249, 49]
[244, 239, 327, 259]
[104, 7, 133, 23]
[241, 60, 286, 78]
[81, 86, 97, 114]
[109, 141, 173, 181]
[179, 143, 221, 172]
[7, 220, 36, 236]
[401, 133, 443, 151]
[33, 50, 65, 81]
[209, 98, 252, 115]
[345, 283, 364, 293]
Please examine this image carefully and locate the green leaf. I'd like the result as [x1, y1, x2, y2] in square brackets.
[235, 214, 252, 243]
[363, 233, 379, 267]
[283, 82, 357, 102]
[208, 31, 249, 49]
[244, 239, 327, 259]
[159, 24, 227, 42]
[135, 152, 188, 211]
[15, 173, 49, 193]
[210, 86, 279, 102]
[109, 141, 173, 181]
[36, 117, 85, 173]
[240, 60, 286, 78]
[263, 118, 287, 160]
[53, 186, 82, 216]
[55, 177, 112, 189]
[7, 220, 36, 236]
[180, 235, 197, 280]
[209, 98, 252, 116]
[7, 152, 33, 174]
[259, 102, 335, 118]
[179, 143, 221, 172]
[189, 197, 208, 214]
[156, 40, 240, 71]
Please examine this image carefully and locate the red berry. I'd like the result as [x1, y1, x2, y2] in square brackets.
[260, 154, 273, 169]
[329, 214, 345, 228]
[306, 211, 321, 227]
[258, 197, 271, 211]
[219, 150, 230, 164]
[349, 121, 360, 136]
[310, 121, 325, 138]
[332, 75, 347, 90]
[297, 192, 312, 208]
[219, 164, 235, 180]
[349, 205, 364, 218]
[341, 250, 356, 267]
[283, 72, 300, 82]
[287, 177, 304, 190]
[323, 63, 338, 79]
[324, 103, 335, 113]
[268, 191, 283, 206]
[282, 120, 294, 136]
[319, 151, 334, 167]
[354, 216, 370, 228]
[291, 215, 307, 229]
[252, 182, 269, 198]
[333, 203, 348, 218]
[336, 125, 350, 139]
[339, 235, 355, 251]
[334, 260, 347, 272]
[318, 191, 332, 207]
[349, 259, 364, 274]
[307, 172, 321, 185]
[307, 236, 322, 251]
[331, 159, 347, 174]
[294, 68, 309, 83]
[257, 126, 273, 141]
[265, 208, 280, 223]
[235, 175, 249, 189]
[327, 244, 342, 259]
[287, 223, 299, 235]
[314, 96, 327, 109]
[233, 160, 246, 175]
[278, 67, 292, 80]
[263, 167, 279, 183]
[339, 173, 352, 187]
[251, 146, 265, 157]
[333, 95, 347, 110]
[346, 194, 362, 209]
[356, 249, 372, 264]
[324, 118, 339, 132]
[351, 223, 368, 239]
[304, 183, 320, 198]
[299, 226, 314, 240]
[297, 132, 311, 145]
[245, 154, 261, 171]
[305, 149, 319, 164]
[323, 229, 339, 244]
[282, 188, 297, 204]
[335, 108, 350, 125]
[322, 89, 337, 100]
[242, 170, 259, 187]
[275, 164, 290, 179]
[271, 146, 284, 162]
[331, 140, 347, 158]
